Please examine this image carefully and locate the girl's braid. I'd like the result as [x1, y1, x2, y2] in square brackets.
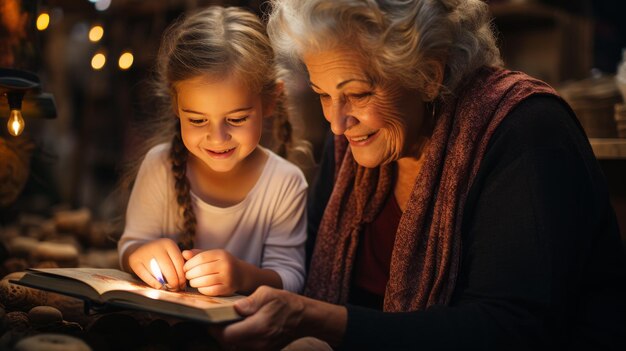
[170, 123, 196, 250]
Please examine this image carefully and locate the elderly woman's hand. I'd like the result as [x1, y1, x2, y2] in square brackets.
[210, 286, 347, 351]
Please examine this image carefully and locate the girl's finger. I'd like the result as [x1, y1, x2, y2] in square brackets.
[185, 261, 220, 280]
[133, 262, 162, 289]
[198, 284, 229, 296]
[182, 249, 202, 261]
[188, 272, 221, 289]
[158, 254, 182, 290]
[183, 249, 221, 271]
[165, 246, 187, 289]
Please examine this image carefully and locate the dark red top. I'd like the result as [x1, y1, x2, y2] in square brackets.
[349, 192, 402, 309]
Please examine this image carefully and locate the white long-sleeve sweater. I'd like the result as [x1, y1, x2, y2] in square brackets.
[118, 143, 307, 293]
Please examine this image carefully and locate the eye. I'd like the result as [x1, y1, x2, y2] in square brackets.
[227, 116, 249, 126]
[317, 93, 331, 103]
[348, 92, 373, 101]
[188, 118, 207, 125]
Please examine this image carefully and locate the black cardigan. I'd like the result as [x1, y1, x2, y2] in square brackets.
[306, 95, 626, 350]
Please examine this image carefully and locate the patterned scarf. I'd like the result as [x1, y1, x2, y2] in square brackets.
[304, 67, 558, 311]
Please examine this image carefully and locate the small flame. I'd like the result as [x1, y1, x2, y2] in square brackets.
[7, 109, 24, 136]
[11, 119, 20, 135]
[149, 258, 165, 284]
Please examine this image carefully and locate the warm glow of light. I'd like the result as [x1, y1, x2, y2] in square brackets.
[145, 289, 161, 299]
[118, 52, 134, 70]
[7, 109, 25, 136]
[91, 53, 106, 70]
[88, 25, 103, 42]
[36, 13, 50, 31]
[150, 258, 165, 283]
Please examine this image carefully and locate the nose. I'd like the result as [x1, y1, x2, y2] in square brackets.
[206, 122, 231, 143]
[327, 100, 358, 135]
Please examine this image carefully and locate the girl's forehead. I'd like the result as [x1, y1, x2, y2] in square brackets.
[176, 72, 264, 95]
[176, 75, 252, 93]
[176, 72, 231, 87]
[174, 75, 262, 113]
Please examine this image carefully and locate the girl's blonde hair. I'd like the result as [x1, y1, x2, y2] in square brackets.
[131, 6, 292, 250]
[267, 0, 503, 100]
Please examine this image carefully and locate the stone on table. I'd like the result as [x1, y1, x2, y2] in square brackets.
[30, 242, 79, 268]
[7, 237, 39, 259]
[14, 333, 91, 351]
[28, 306, 62, 328]
[0, 272, 48, 311]
[54, 208, 91, 237]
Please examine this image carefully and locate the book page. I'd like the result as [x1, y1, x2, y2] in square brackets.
[30, 268, 146, 295]
[30, 268, 244, 305]
[25, 268, 245, 322]
[117, 288, 242, 309]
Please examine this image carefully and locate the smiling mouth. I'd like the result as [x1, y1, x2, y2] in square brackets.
[349, 131, 378, 142]
[207, 147, 235, 154]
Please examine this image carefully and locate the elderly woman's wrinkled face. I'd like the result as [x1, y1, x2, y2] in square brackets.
[304, 49, 427, 168]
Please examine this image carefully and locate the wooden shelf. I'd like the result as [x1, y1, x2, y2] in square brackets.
[589, 138, 626, 160]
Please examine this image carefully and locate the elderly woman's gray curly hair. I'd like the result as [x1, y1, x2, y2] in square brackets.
[267, 0, 503, 100]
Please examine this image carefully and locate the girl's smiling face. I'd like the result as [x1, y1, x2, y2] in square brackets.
[304, 49, 428, 167]
[175, 74, 265, 173]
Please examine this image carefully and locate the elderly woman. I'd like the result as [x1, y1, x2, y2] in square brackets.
[211, 0, 626, 350]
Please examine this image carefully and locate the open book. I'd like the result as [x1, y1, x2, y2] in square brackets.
[12, 268, 243, 323]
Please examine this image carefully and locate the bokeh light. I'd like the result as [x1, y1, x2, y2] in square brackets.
[91, 53, 106, 70]
[89, 25, 104, 42]
[36, 13, 50, 31]
[118, 52, 134, 70]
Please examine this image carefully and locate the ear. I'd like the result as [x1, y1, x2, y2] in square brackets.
[422, 60, 445, 102]
[262, 81, 285, 118]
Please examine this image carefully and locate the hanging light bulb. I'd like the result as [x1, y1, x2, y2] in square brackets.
[7, 109, 25, 136]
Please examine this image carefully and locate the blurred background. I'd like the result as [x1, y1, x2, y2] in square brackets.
[1, 0, 625, 244]
[0, 1, 624, 348]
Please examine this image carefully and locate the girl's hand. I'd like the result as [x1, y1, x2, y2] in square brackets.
[182, 249, 244, 296]
[127, 238, 187, 291]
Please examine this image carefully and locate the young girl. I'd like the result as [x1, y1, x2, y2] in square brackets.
[117, 6, 307, 296]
